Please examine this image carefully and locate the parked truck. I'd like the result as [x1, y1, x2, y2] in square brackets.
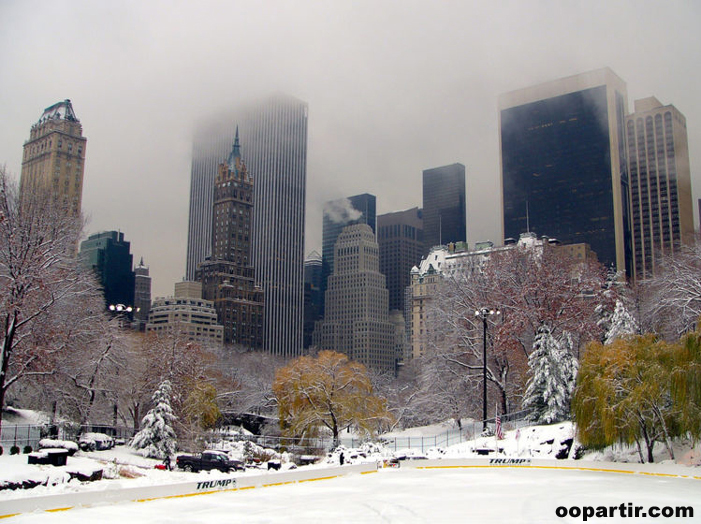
[176, 450, 244, 473]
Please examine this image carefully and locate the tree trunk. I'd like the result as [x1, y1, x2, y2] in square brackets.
[0, 311, 18, 435]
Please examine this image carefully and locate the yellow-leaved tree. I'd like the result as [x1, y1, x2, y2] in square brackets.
[273, 350, 392, 445]
[572, 334, 695, 463]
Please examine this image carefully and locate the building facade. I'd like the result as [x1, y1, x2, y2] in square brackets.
[500, 68, 631, 275]
[422, 163, 466, 254]
[626, 97, 694, 279]
[186, 94, 308, 356]
[314, 224, 396, 373]
[79, 231, 135, 311]
[321, 193, 376, 315]
[197, 131, 264, 348]
[303, 251, 323, 349]
[20, 99, 87, 216]
[133, 258, 152, 330]
[409, 234, 597, 360]
[146, 281, 223, 346]
[377, 207, 424, 313]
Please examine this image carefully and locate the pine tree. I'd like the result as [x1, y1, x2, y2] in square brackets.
[130, 379, 178, 459]
[604, 299, 639, 345]
[523, 325, 577, 424]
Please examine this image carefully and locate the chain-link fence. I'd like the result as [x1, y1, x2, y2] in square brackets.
[1, 409, 532, 455]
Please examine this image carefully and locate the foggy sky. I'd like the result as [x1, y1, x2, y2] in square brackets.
[1, 0, 700, 298]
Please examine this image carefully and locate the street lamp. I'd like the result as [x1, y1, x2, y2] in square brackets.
[108, 304, 140, 328]
[474, 307, 500, 431]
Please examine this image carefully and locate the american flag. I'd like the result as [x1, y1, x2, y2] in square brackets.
[495, 413, 504, 440]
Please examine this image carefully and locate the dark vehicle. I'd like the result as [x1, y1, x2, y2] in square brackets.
[176, 451, 244, 473]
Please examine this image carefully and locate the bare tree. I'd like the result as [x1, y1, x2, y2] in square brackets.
[423, 241, 610, 418]
[641, 237, 701, 338]
[0, 167, 103, 432]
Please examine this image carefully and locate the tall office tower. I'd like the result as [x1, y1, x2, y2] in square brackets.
[422, 163, 466, 254]
[79, 231, 135, 311]
[321, 193, 376, 315]
[500, 68, 631, 275]
[133, 258, 152, 331]
[626, 97, 694, 279]
[303, 251, 323, 349]
[377, 207, 424, 312]
[187, 95, 307, 356]
[20, 99, 87, 216]
[197, 132, 264, 348]
[315, 224, 395, 373]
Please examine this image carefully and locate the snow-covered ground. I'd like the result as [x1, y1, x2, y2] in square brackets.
[1, 415, 700, 522]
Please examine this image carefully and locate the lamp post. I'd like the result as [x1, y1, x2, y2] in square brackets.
[475, 307, 500, 431]
[108, 304, 139, 328]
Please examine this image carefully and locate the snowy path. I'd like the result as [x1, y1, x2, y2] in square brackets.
[5, 466, 700, 523]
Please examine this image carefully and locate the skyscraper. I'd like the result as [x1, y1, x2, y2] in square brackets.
[79, 231, 135, 311]
[197, 130, 264, 348]
[500, 68, 631, 275]
[20, 99, 87, 216]
[315, 224, 395, 372]
[186, 95, 308, 356]
[626, 97, 694, 279]
[422, 163, 466, 254]
[303, 251, 323, 349]
[133, 258, 152, 331]
[377, 207, 423, 313]
[321, 193, 376, 315]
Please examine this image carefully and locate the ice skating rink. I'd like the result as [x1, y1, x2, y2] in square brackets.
[5, 465, 700, 523]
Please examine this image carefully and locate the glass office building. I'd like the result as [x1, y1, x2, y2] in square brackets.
[499, 68, 632, 275]
[422, 163, 466, 254]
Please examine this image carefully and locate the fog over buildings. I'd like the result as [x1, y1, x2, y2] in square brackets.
[1, 1, 700, 297]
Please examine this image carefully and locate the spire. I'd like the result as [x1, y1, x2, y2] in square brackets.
[227, 126, 241, 167]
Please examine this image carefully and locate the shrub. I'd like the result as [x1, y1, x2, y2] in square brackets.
[10, 446, 20, 455]
[23, 445, 32, 454]
[0, 445, 3, 455]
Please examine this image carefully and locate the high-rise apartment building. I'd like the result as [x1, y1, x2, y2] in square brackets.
[422, 163, 466, 254]
[500, 68, 631, 275]
[186, 95, 308, 356]
[20, 99, 87, 216]
[197, 131, 264, 348]
[625, 97, 694, 279]
[321, 194, 376, 315]
[133, 258, 152, 331]
[314, 224, 396, 373]
[377, 207, 423, 313]
[79, 231, 135, 311]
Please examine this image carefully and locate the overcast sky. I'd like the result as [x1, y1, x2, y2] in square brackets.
[1, 0, 700, 298]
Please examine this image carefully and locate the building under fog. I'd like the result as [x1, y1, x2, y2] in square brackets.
[422, 163, 466, 255]
[499, 68, 631, 275]
[186, 94, 308, 356]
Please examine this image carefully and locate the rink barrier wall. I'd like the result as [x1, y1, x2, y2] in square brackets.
[0, 463, 378, 519]
[3, 458, 700, 519]
[400, 457, 701, 480]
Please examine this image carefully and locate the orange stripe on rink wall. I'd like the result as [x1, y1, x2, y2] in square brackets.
[405, 458, 701, 481]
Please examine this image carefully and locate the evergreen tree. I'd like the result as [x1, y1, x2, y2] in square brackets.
[604, 299, 639, 345]
[523, 325, 576, 424]
[130, 379, 178, 459]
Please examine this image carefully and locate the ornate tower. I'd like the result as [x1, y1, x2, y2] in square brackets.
[20, 99, 87, 216]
